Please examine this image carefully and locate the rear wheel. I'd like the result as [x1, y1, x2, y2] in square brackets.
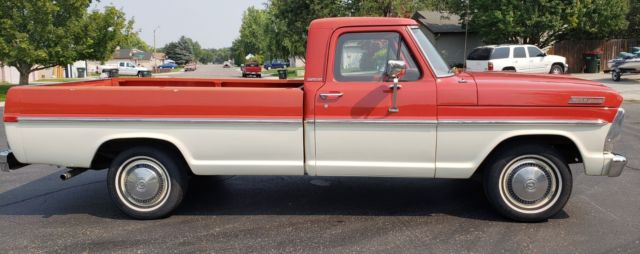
[612, 69, 622, 81]
[137, 72, 143, 77]
[483, 144, 572, 222]
[550, 64, 564, 74]
[107, 146, 189, 219]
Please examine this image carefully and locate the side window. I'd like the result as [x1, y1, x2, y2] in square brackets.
[528, 47, 544, 57]
[490, 47, 510, 59]
[514, 47, 527, 58]
[119, 62, 125, 67]
[334, 32, 421, 82]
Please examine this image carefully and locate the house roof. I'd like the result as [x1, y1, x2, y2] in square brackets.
[113, 48, 152, 60]
[413, 11, 465, 34]
[310, 17, 418, 30]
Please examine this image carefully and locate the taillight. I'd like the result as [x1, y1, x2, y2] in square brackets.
[488, 62, 494, 71]
[3, 115, 18, 123]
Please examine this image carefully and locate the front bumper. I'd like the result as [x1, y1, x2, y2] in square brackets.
[0, 149, 28, 172]
[603, 152, 627, 177]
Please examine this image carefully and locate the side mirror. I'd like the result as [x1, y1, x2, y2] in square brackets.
[386, 60, 406, 113]
[386, 60, 407, 78]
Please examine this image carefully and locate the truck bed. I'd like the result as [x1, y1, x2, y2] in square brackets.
[4, 77, 306, 175]
[5, 78, 304, 120]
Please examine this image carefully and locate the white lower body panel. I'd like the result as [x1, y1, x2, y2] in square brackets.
[6, 121, 304, 176]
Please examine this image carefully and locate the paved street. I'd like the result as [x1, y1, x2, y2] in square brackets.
[155, 64, 267, 79]
[0, 74, 639, 253]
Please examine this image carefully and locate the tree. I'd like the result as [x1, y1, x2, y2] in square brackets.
[163, 36, 195, 65]
[0, 0, 134, 85]
[236, 7, 268, 61]
[625, 0, 640, 39]
[455, 0, 630, 48]
[118, 19, 151, 52]
[76, 6, 129, 63]
[198, 50, 214, 64]
[0, 0, 91, 85]
[352, 0, 437, 17]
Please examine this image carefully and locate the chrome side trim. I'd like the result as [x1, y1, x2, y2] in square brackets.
[314, 119, 437, 125]
[568, 96, 605, 105]
[438, 119, 607, 126]
[17, 117, 607, 126]
[17, 117, 302, 124]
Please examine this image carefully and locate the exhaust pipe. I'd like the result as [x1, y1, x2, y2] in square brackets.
[60, 168, 88, 181]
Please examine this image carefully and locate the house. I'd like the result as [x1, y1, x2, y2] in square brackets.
[412, 11, 484, 67]
[110, 48, 154, 68]
[0, 62, 56, 84]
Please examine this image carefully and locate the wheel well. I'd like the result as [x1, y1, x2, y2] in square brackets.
[473, 135, 582, 178]
[502, 67, 516, 71]
[90, 138, 189, 171]
[552, 63, 565, 70]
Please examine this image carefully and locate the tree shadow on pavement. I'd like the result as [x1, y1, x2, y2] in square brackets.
[0, 170, 570, 222]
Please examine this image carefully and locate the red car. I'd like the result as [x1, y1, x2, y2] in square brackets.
[184, 62, 197, 72]
[242, 62, 261, 78]
[1, 17, 626, 221]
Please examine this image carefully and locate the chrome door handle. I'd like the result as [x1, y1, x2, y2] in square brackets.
[388, 84, 402, 89]
[319, 92, 344, 100]
[458, 79, 468, 84]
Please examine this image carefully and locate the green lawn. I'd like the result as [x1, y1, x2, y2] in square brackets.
[263, 67, 304, 77]
[35, 78, 87, 83]
[0, 83, 14, 101]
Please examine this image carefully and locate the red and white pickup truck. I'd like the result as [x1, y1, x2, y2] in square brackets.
[0, 18, 627, 221]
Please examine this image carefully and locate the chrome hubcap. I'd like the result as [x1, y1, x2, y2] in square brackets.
[116, 156, 170, 211]
[499, 155, 561, 213]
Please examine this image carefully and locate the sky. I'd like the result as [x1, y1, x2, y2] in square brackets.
[92, 0, 266, 49]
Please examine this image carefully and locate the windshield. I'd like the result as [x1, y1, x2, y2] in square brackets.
[409, 27, 451, 77]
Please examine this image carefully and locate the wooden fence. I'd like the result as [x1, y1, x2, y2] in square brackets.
[551, 39, 638, 73]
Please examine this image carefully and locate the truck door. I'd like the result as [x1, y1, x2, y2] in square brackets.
[513, 46, 529, 72]
[313, 28, 437, 177]
[527, 46, 547, 73]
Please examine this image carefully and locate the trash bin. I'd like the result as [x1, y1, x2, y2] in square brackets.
[583, 51, 602, 73]
[277, 69, 288, 79]
[76, 67, 86, 78]
[107, 69, 119, 78]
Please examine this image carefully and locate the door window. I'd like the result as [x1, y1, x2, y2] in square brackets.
[119, 62, 125, 67]
[514, 47, 527, 58]
[334, 32, 421, 82]
[527, 47, 544, 57]
[490, 47, 510, 59]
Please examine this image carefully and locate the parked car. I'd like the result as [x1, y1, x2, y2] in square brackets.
[466, 45, 567, 74]
[184, 62, 197, 72]
[264, 59, 289, 70]
[1, 17, 626, 222]
[222, 61, 232, 68]
[158, 62, 178, 69]
[97, 61, 151, 77]
[242, 62, 262, 78]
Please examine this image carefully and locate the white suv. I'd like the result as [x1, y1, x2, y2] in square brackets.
[466, 45, 567, 74]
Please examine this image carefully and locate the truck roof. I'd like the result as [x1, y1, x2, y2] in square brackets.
[309, 17, 418, 30]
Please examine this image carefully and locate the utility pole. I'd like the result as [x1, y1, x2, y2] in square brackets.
[462, 0, 470, 69]
[153, 26, 160, 66]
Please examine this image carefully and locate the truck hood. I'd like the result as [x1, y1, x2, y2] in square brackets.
[467, 72, 623, 107]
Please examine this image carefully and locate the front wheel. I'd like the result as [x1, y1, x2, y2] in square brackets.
[483, 144, 572, 222]
[107, 146, 189, 219]
[550, 64, 564, 74]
